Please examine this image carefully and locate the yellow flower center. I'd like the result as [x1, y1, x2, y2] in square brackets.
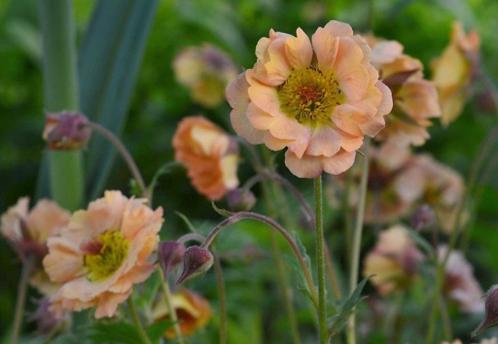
[277, 67, 344, 126]
[84, 230, 129, 281]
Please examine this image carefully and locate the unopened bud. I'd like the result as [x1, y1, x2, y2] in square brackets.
[158, 241, 186, 277]
[43, 112, 91, 150]
[177, 246, 214, 284]
[226, 188, 256, 211]
[410, 204, 436, 231]
[472, 285, 498, 337]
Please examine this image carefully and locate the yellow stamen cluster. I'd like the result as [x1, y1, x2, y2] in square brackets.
[84, 230, 129, 281]
[278, 67, 344, 126]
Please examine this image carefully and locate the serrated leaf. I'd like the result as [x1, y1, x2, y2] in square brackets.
[328, 277, 369, 337]
[80, 0, 159, 200]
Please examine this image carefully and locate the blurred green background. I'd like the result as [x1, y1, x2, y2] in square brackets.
[1, 0, 498, 343]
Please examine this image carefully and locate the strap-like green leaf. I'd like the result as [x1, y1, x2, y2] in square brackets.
[80, 0, 158, 200]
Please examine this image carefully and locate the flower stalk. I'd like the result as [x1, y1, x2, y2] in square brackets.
[314, 175, 328, 344]
[213, 254, 228, 344]
[347, 138, 371, 344]
[11, 258, 34, 344]
[127, 298, 151, 344]
[201, 212, 318, 307]
[39, 0, 83, 211]
[159, 270, 184, 344]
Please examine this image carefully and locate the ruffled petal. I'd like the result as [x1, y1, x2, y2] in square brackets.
[285, 150, 323, 178]
[285, 28, 313, 69]
[322, 150, 356, 175]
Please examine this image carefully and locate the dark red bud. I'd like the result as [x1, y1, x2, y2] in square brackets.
[472, 285, 498, 337]
[226, 188, 256, 212]
[176, 246, 214, 284]
[43, 112, 91, 150]
[410, 204, 436, 231]
[158, 241, 186, 277]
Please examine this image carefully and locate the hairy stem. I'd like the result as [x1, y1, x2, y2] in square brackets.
[347, 138, 370, 344]
[314, 175, 328, 344]
[127, 298, 151, 344]
[213, 254, 228, 344]
[159, 271, 184, 344]
[11, 259, 33, 344]
[201, 212, 318, 307]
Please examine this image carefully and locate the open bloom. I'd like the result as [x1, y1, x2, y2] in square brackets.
[1, 197, 70, 295]
[367, 36, 440, 147]
[174, 44, 238, 108]
[173, 116, 239, 200]
[363, 225, 424, 295]
[43, 191, 163, 318]
[152, 289, 211, 339]
[438, 245, 483, 313]
[226, 20, 392, 178]
[431, 22, 480, 126]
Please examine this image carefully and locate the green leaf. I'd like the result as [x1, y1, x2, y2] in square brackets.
[80, 0, 159, 200]
[146, 319, 175, 343]
[87, 321, 144, 344]
[328, 277, 369, 337]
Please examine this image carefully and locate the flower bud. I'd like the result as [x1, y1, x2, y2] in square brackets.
[410, 204, 436, 231]
[43, 112, 91, 150]
[226, 188, 256, 211]
[29, 298, 68, 335]
[472, 285, 498, 337]
[177, 246, 214, 284]
[158, 241, 186, 277]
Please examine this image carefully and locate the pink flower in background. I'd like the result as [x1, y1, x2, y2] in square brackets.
[226, 20, 392, 178]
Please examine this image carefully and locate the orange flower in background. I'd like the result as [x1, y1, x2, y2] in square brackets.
[173, 116, 239, 200]
[43, 191, 163, 318]
[152, 289, 211, 338]
[367, 36, 441, 147]
[226, 20, 392, 178]
[174, 44, 238, 108]
[438, 246, 483, 313]
[431, 22, 480, 126]
[363, 225, 424, 295]
[1, 197, 70, 295]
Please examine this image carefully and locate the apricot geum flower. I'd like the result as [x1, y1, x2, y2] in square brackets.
[43, 191, 163, 318]
[366, 35, 440, 147]
[226, 20, 393, 178]
[173, 44, 238, 108]
[1, 197, 70, 295]
[363, 225, 424, 295]
[431, 22, 480, 126]
[152, 289, 211, 339]
[173, 116, 239, 200]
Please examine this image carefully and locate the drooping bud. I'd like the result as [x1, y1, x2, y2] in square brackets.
[226, 188, 256, 211]
[158, 241, 186, 277]
[472, 285, 498, 337]
[177, 246, 214, 284]
[43, 112, 91, 150]
[410, 204, 436, 231]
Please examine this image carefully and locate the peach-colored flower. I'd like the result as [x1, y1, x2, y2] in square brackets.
[174, 44, 238, 108]
[366, 36, 440, 147]
[363, 225, 424, 295]
[173, 116, 239, 200]
[1, 197, 70, 295]
[152, 289, 211, 338]
[432, 22, 480, 126]
[226, 20, 392, 178]
[438, 245, 484, 313]
[43, 191, 163, 318]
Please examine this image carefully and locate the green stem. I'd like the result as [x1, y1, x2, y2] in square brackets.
[347, 138, 370, 344]
[314, 175, 327, 344]
[39, 0, 83, 210]
[127, 298, 151, 344]
[213, 254, 228, 344]
[11, 259, 33, 344]
[159, 271, 184, 344]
